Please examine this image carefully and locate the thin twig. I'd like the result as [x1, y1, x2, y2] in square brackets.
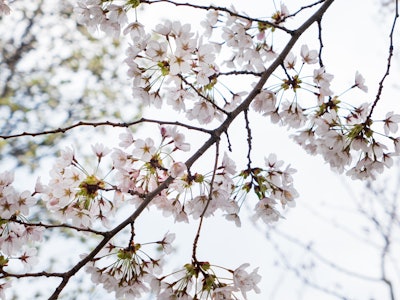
[11, 219, 106, 236]
[192, 141, 220, 263]
[243, 109, 253, 171]
[0, 118, 213, 140]
[367, 0, 399, 119]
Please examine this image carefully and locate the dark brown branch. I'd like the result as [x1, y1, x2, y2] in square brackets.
[11, 219, 106, 236]
[317, 18, 325, 67]
[0, 118, 212, 140]
[244, 109, 253, 171]
[217, 70, 263, 77]
[1, 271, 64, 279]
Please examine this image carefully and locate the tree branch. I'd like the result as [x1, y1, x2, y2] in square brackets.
[0, 118, 212, 140]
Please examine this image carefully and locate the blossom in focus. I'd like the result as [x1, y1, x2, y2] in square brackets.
[354, 71, 368, 92]
[169, 51, 192, 75]
[233, 263, 261, 299]
[313, 67, 334, 87]
[284, 52, 296, 69]
[383, 111, 400, 135]
[161, 126, 190, 151]
[300, 44, 318, 64]
[253, 197, 282, 223]
[132, 138, 156, 162]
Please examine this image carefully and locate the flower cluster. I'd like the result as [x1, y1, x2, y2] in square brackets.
[35, 126, 279, 299]
[119, 1, 400, 180]
[86, 234, 261, 300]
[74, 0, 133, 38]
[112, 125, 190, 196]
[86, 232, 175, 299]
[124, 19, 225, 124]
[120, 4, 295, 124]
[0, 119, 295, 298]
[0, 171, 42, 296]
[113, 127, 244, 225]
[248, 44, 400, 180]
[238, 154, 298, 223]
[0, 172, 36, 221]
[41, 146, 116, 228]
[151, 261, 261, 300]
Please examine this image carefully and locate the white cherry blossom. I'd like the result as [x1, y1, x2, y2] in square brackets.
[300, 44, 318, 64]
[132, 138, 156, 162]
[251, 90, 276, 113]
[354, 71, 368, 92]
[383, 111, 400, 135]
[233, 263, 261, 299]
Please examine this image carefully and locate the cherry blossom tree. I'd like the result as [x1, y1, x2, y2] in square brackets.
[0, 0, 399, 299]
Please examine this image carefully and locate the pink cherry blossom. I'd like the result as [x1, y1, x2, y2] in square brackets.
[132, 138, 156, 162]
[313, 67, 334, 87]
[354, 71, 368, 92]
[91, 143, 111, 160]
[284, 52, 297, 69]
[251, 90, 276, 114]
[300, 44, 318, 64]
[253, 197, 282, 224]
[233, 263, 261, 299]
[169, 50, 192, 75]
[19, 247, 39, 271]
[145, 40, 168, 62]
[383, 111, 400, 135]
